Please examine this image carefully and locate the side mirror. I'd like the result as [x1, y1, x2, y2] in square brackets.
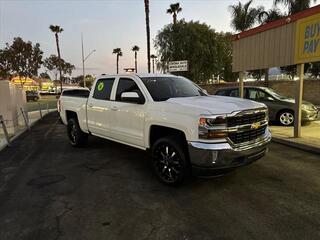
[121, 92, 144, 104]
[266, 96, 275, 101]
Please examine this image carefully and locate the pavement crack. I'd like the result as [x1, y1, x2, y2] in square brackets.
[54, 200, 72, 240]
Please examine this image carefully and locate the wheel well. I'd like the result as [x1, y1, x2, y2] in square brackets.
[149, 125, 187, 147]
[66, 111, 78, 122]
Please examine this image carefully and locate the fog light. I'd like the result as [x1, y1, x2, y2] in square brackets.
[211, 151, 218, 164]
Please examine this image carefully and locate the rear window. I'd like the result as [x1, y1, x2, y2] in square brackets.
[93, 78, 115, 100]
[62, 89, 90, 98]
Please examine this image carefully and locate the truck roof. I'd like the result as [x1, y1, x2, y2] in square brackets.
[96, 73, 179, 79]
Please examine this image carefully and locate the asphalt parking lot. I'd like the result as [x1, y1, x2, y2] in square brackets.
[0, 112, 319, 240]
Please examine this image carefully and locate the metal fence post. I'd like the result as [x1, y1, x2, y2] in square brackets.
[0, 115, 11, 147]
[20, 107, 30, 130]
[38, 102, 43, 119]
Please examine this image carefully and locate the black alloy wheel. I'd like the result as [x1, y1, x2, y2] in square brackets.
[152, 136, 188, 186]
[67, 118, 88, 147]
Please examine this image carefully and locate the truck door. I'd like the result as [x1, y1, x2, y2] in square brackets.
[86, 78, 116, 137]
[109, 77, 146, 147]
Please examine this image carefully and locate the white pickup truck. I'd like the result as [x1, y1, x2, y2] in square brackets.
[60, 74, 271, 185]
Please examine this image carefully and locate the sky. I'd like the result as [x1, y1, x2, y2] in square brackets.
[0, 0, 293, 77]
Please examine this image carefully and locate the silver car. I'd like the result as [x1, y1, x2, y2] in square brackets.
[215, 86, 319, 126]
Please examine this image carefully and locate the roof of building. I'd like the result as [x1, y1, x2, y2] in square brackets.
[232, 4, 320, 41]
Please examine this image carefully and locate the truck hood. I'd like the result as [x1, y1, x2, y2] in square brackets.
[166, 96, 265, 115]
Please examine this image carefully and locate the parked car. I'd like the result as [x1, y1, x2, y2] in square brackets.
[59, 74, 271, 185]
[26, 91, 39, 101]
[215, 86, 318, 126]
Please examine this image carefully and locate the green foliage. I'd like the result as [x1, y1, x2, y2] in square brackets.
[258, 8, 284, 24]
[39, 72, 51, 79]
[167, 2, 182, 24]
[0, 37, 43, 81]
[155, 21, 237, 83]
[308, 62, 320, 78]
[49, 25, 64, 34]
[78, 74, 95, 89]
[274, 0, 317, 14]
[43, 55, 75, 80]
[229, 0, 264, 32]
[132, 45, 140, 52]
[0, 48, 12, 79]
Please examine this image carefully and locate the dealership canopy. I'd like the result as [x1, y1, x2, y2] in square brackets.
[231, 5, 320, 138]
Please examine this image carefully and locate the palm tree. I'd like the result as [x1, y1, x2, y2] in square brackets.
[258, 8, 284, 24]
[144, 0, 151, 73]
[49, 25, 63, 91]
[167, 2, 182, 24]
[229, 0, 264, 32]
[112, 48, 122, 74]
[150, 54, 157, 73]
[132, 45, 140, 73]
[274, 0, 317, 15]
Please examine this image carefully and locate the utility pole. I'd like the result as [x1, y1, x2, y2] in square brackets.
[81, 34, 86, 88]
[81, 34, 96, 88]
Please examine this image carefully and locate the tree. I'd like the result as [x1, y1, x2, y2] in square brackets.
[274, 0, 317, 14]
[155, 20, 237, 83]
[112, 48, 123, 74]
[229, 0, 264, 32]
[39, 72, 51, 79]
[79, 74, 95, 88]
[150, 54, 157, 73]
[0, 37, 43, 85]
[144, 0, 151, 73]
[308, 62, 320, 78]
[258, 8, 284, 24]
[0, 48, 12, 79]
[49, 25, 64, 91]
[132, 45, 140, 73]
[167, 2, 182, 24]
[44, 55, 75, 81]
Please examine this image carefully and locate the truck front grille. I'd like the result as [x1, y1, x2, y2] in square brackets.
[227, 112, 266, 127]
[228, 125, 267, 144]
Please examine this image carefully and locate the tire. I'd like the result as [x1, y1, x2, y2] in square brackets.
[278, 110, 294, 126]
[151, 136, 189, 186]
[67, 118, 88, 147]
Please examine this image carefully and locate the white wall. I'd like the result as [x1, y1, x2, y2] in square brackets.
[0, 80, 27, 134]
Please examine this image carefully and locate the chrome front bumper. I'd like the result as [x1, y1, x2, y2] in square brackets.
[188, 129, 272, 176]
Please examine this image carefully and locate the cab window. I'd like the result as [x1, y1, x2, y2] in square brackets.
[115, 78, 144, 102]
[93, 78, 115, 100]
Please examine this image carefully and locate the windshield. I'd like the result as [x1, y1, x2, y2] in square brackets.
[263, 88, 287, 100]
[141, 76, 206, 101]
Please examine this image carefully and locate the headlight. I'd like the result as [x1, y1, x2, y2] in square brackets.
[199, 115, 228, 139]
[199, 115, 226, 128]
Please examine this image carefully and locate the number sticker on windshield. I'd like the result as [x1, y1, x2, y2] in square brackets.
[97, 82, 104, 91]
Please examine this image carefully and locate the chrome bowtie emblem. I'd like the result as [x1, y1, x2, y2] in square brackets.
[251, 122, 261, 130]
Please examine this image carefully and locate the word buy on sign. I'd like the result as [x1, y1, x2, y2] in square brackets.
[296, 13, 320, 64]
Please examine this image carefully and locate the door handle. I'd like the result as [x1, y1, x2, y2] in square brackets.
[88, 103, 93, 108]
[111, 106, 118, 111]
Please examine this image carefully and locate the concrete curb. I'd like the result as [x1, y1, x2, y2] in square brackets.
[272, 137, 320, 154]
[0, 111, 57, 152]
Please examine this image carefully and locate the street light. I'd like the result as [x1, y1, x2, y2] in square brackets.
[81, 34, 96, 88]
